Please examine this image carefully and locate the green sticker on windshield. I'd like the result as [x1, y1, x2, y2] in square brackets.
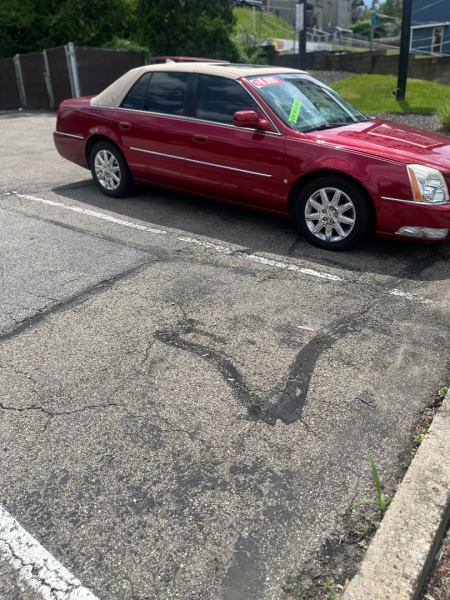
[289, 100, 302, 123]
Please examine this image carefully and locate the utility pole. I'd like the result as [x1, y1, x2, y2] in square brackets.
[370, 0, 376, 52]
[297, 0, 307, 70]
[396, 0, 413, 101]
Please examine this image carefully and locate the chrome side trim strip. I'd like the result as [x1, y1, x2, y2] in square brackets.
[185, 116, 282, 136]
[381, 196, 413, 204]
[130, 147, 185, 160]
[54, 131, 84, 140]
[115, 106, 188, 120]
[129, 146, 272, 177]
[186, 157, 272, 177]
[381, 196, 449, 207]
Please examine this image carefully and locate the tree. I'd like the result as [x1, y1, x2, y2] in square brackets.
[135, 0, 239, 60]
[378, 0, 402, 19]
[49, 0, 135, 48]
[0, 0, 55, 58]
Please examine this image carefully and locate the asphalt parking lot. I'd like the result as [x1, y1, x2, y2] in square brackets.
[1, 111, 450, 600]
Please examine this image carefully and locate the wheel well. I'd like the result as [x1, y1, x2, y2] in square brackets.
[287, 170, 377, 230]
[85, 135, 123, 166]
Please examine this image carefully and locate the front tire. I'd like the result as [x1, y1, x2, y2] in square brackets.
[90, 141, 133, 198]
[295, 176, 373, 251]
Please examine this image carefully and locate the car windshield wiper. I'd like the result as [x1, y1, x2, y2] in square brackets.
[315, 121, 353, 130]
[301, 121, 352, 133]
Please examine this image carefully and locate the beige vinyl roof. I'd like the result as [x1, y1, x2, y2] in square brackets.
[91, 62, 307, 108]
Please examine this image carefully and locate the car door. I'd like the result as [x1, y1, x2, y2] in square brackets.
[112, 71, 189, 188]
[185, 74, 286, 211]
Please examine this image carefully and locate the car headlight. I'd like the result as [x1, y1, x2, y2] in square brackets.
[407, 164, 450, 204]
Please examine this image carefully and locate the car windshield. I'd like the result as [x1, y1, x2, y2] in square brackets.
[246, 74, 367, 133]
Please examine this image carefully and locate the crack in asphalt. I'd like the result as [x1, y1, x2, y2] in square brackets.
[0, 261, 160, 344]
[0, 525, 93, 599]
[153, 299, 384, 427]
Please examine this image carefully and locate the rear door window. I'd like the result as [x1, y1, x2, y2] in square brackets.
[196, 75, 258, 125]
[143, 72, 189, 115]
[121, 73, 152, 110]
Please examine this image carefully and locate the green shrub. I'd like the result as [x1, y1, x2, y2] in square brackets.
[438, 105, 450, 131]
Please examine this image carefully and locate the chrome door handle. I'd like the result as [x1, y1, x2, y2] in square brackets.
[119, 121, 131, 130]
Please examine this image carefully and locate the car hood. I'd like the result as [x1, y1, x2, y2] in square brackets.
[303, 119, 450, 174]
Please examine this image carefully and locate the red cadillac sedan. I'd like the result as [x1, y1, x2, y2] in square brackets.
[54, 62, 450, 250]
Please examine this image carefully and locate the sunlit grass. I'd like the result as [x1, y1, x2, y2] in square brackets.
[233, 7, 294, 39]
[330, 74, 450, 114]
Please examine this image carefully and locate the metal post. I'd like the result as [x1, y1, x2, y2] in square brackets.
[297, 0, 307, 70]
[370, 10, 375, 52]
[65, 42, 81, 98]
[396, 0, 413, 101]
[13, 54, 27, 109]
[42, 50, 55, 110]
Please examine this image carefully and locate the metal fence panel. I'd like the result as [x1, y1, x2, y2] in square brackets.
[20, 52, 52, 110]
[76, 47, 144, 96]
[46, 46, 73, 108]
[0, 58, 21, 110]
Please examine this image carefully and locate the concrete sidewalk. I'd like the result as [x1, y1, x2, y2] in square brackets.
[344, 391, 450, 600]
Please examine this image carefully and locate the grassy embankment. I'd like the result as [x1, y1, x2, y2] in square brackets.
[233, 6, 294, 40]
[330, 74, 450, 114]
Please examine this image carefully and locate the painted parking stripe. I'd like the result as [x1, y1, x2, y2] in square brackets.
[9, 192, 342, 282]
[389, 288, 431, 303]
[0, 505, 98, 599]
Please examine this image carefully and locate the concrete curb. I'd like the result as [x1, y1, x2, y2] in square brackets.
[343, 393, 450, 600]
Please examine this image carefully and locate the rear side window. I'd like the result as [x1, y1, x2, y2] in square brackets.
[121, 73, 151, 110]
[196, 75, 258, 125]
[143, 72, 189, 115]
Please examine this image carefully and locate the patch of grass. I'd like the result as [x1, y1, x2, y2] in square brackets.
[331, 44, 369, 52]
[330, 74, 450, 114]
[233, 7, 294, 39]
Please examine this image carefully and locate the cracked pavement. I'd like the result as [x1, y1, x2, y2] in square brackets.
[0, 111, 450, 599]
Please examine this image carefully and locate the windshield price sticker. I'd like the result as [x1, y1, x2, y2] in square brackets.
[289, 100, 302, 123]
[251, 77, 283, 88]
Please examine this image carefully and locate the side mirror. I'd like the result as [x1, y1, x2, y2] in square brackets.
[233, 110, 273, 132]
[255, 118, 272, 132]
[233, 110, 259, 128]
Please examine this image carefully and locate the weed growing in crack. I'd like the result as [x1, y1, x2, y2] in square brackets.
[356, 519, 375, 539]
[439, 386, 448, 399]
[323, 582, 340, 599]
[290, 581, 303, 599]
[349, 451, 393, 519]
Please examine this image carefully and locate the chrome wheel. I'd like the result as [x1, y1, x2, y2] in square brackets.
[94, 150, 121, 191]
[304, 187, 356, 243]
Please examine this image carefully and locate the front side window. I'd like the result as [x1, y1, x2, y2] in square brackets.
[196, 75, 258, 125]
[247, 74, 367, 133]
[144, 72, 189, 115]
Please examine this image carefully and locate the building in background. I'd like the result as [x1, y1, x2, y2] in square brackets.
[411, 0, 450, 55]
[262, 0, 364, 30]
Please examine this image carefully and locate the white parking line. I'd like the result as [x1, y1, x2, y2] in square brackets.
[9, 192, 343, 282]
[389, 288, 431, 303]
[0, 506, 98, 599]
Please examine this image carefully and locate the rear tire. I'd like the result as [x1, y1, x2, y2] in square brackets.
[295, 176, 373, 251]
[90, 141, 133, 198]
